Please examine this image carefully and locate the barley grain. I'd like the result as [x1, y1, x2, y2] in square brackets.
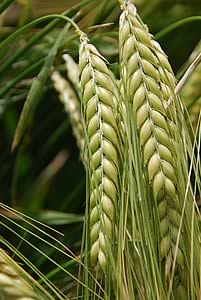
[119, 1, 185, 291]
[79, 35, 119, 270]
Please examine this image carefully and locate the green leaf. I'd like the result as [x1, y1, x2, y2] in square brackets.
[0, 0, 15, 14]
[35, 210, 84, 225]
[11, 23, 70, 151]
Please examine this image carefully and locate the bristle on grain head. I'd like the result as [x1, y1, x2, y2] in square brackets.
[79, 35, 120, 271]
[119, 1, 186, 293]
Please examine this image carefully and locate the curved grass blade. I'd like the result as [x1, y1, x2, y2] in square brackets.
[36, 210, 84, 226]
[0, 57, 45, 98]
[155, 16, 201, 40]
[0, 0, 15, 14]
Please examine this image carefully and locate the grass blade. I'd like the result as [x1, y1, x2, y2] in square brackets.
[0, 0, 15, 14]
[11, 23, 71, 151]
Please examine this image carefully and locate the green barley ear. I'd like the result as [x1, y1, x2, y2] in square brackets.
[180, 42, 201, 131]
[51, 71, 84, 153]
[119, 1, 187, 294]
[79, 34, 120, 271]
[0, 248, 39, 299]
[62, 54, 81, 94]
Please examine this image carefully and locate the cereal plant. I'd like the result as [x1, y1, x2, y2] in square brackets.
[0, 0, 200, 299]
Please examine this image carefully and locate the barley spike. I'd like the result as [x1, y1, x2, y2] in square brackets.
[79, 34, 119, 271]
[51, 71, 84, 153]
[119, 1, 186, 292]
[180, 42, 201, 130]
[62, 54, 81, 94]
[0, 248, 38, 299]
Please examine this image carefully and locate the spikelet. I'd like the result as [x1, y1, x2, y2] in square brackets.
[51, 71, 84, 153]
[119, 1, 185, 291]
[180, 42, 201, 131]
[79, 34, 119, 270]
[62, 54, 80, 93]
[0, 248, 38, 299]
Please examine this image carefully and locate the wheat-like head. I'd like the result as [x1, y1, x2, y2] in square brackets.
[119, 1, 186, 294]
[0, 248, 38, 299]
[62, 54, 80, 94]
[79, 34, 120, 271]
[51, 71, 84, 153]
[180, 42, 201, 130]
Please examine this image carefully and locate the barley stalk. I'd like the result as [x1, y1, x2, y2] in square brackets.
[119, 1, 186, 293]
[51, 71, 84, 153]
[0, 248, 38, 299]
[79, 34, 119, 270]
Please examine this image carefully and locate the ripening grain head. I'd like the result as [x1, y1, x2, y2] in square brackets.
[0, 249, 38, 299]
[51, 71, 84, 153]
[79, 35, 120, 271]
[119, 1, 186, 294]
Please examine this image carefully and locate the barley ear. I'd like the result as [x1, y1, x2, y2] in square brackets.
[119, 1, 186, 293]
[79, 35, 120, 271]
[0, 248, 38, 299]
[51, 71, 84, 153]
[62, 54, 81, 94]
[179, 42, 201, 131]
